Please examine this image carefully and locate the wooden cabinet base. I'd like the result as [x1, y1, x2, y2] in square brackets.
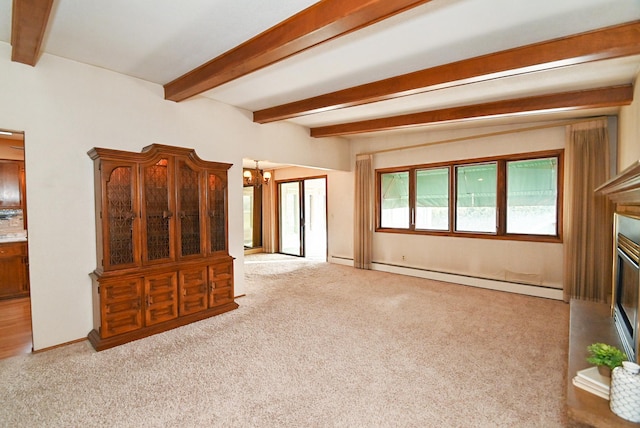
[88, 301, 238, 351]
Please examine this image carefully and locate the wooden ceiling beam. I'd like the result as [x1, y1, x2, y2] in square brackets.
[309, 85, 634, 137]
[164, 0, 433, 102]
[11, 0, 54, 66]
[255, 21, 640, 124]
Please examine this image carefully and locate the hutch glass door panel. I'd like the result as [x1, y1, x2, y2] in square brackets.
[142, 157, 175, 264]
[177, 159, 202, 259]
[103, 163, 139, 271]
[207, 171, 227, 254]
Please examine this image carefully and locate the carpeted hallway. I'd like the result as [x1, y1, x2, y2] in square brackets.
[0, 256, 569, 427]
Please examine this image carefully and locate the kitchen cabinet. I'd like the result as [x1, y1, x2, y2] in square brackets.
[0, 242, 29, 299]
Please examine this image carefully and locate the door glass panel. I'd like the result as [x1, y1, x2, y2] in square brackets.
[144, 158, 170, 260]
[279, 181, 301, 256]
[178, 161, 200, 256]
[304, 178, 326, 260]
[243, 186, 254, 248]
[208, 172, 226, 252]
[106, 166, 134, 266]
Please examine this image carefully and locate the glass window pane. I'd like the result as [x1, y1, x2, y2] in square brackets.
[456, 163, 497, 233]
[381, 171, 409, 228]
[416, 167, 449, 230]
[507, 157, 558, 235]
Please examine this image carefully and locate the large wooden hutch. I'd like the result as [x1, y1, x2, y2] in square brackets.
[87, 144, 237, 351]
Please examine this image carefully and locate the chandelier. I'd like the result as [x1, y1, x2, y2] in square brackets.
[243, 160, 271, 188]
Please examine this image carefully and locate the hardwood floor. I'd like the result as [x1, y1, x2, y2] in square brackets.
[0, 297, 32, 359]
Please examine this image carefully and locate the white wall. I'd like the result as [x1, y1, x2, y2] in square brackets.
[0, 42, 349, 350]
[345, 124, 566, 292]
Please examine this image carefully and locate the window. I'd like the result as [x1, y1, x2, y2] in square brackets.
[416, 167, 449, 231]
[380, 171, 409, 228]
[455, 163, 497, 233]
[506, 157, 558, 235]
[376, 150, 563, 241]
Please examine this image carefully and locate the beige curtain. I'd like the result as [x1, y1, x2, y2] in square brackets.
[354, 155, 373, 269]
[563, 119, 614, 302]
[262, 170, 276, 253]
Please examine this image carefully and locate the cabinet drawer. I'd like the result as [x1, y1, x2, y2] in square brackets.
[103, 309, 143, 338]
[209, 260, 232, 279]
[0, 243, 26, 257]
[209, 287, 233, 307]
[211, 278, 232, 290]
[102, 279, 142, 303]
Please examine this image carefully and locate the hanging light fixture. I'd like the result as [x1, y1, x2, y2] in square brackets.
[243, 160, 271, 188]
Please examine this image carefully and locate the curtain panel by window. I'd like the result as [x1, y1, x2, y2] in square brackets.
[563, 119, 614, 302]
[354, 155, 373, 269]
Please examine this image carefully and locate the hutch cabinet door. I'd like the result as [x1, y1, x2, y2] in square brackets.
[100, 278, 143, 338]
[144, 271, 178, 326]
[141, 157, 175, 265]
[206, 171, 228, 255]
[178, 266, 208, 316]
[176, 159, 203, 259]
[208, 259, 234, 307]
[101, 162, 140, 271]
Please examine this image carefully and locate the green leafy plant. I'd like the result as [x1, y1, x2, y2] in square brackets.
[586, 343, 627, 370]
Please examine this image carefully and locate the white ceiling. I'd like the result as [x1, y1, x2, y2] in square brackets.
[1, 0, 640, 170]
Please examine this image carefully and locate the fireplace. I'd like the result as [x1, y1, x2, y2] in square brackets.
[597, 160, 640, 364]
[613, 214, 640, 363]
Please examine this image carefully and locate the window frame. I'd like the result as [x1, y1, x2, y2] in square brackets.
[375, 149, 564, 243]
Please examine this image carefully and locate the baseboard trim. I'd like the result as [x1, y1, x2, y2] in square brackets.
[32, 337, 87, 353]
[328, 256, 353, 266]
[371, 262, 563, 300]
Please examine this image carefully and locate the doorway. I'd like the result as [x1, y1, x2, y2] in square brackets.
[243, 185, 262, 251]
[278, 177, 327, 260]
[0, 128, 32, 359]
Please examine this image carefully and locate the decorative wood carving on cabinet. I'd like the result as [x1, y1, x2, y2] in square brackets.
[87, 144, 237, 351]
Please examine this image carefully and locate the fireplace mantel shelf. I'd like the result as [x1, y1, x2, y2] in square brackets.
[597, 159, 640, 208]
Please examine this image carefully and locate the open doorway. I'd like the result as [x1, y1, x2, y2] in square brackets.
[278, 177, 327, 260]
[0, 129, 32, 359]
[243, 185, 262, 252]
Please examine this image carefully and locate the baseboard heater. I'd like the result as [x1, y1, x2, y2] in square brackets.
[328, 256, 562, 300]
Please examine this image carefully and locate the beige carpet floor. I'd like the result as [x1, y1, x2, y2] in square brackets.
[0, 256, 569, 427]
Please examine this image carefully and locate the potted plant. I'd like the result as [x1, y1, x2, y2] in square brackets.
[587, 342, 627, 377]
